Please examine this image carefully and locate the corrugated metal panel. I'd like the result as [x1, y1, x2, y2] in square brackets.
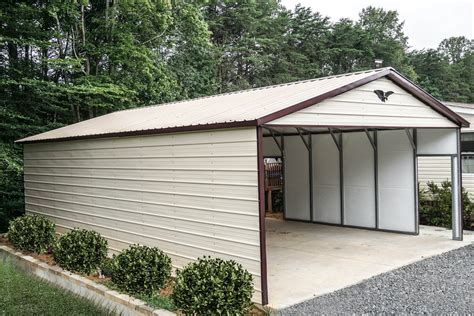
[268, 78, 457, 127]
[462, 174, 474, 197]
[418, 156, 451, 187]
[23, 128, 263, 303]
[18, 69, 388, 143]
[418, 156, 474, 197]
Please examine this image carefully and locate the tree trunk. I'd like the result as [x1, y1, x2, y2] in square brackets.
[81, 5, 90, 75]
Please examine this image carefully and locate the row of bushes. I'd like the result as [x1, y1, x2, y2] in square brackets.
[7, 215, 254, 314]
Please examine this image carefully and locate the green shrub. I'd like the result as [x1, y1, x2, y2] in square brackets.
[172, 257, 253, 315]
[53, 229, 108, 274]
[99, 257, 114, 277]
[7, 215, 56, 253]
[111, 244, 172, 295]
[419, 181, 473, 229]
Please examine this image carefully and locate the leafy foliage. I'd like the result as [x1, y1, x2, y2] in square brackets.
[419, 181, 473, 229]
[172, 256, 253, 315]
[111, 244, 172, 296]
[0, 144, 24, 232]
[53, 229, 108, 274]
[0, 1, 473, 230]
[7, 215, 56, 253]
[99, 257, 114, 278]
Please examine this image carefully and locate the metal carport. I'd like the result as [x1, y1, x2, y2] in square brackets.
[17, 67, 468, 306]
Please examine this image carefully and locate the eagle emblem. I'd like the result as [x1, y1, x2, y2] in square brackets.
[373, 90, 394, 102]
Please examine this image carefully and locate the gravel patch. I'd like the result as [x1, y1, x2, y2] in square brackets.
[278, 244, 474, 315]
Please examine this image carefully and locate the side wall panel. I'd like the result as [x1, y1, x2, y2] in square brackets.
[343, 132, 376, 228]
[378, 130, 416, 232]
[24, 128, 262, 303]
[263, 137, 281, 157]
[284, 136, 310, 220]
[312, 134, 341, 224]
[417, 129, 457, 155]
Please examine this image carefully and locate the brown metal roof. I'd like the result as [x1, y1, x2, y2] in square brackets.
[17, 67, 468, 143]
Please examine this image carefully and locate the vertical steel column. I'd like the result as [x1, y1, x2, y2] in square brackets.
[413, 129, 419, 234]
[281, 135, 286, 220]
[451, 128, 463, 241]
[374, 130, 379, 229]
[296, 128, 312, 221]
[339, 132, 344, 225]
[309, 133, 313, 222]
[256, 127, 269, 304]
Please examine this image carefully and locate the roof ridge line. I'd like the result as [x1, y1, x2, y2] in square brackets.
[116, 68, 389, 114]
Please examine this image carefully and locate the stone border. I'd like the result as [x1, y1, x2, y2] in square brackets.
[0, 244, 175, 316]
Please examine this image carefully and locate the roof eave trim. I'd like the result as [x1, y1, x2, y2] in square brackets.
[257, 67, 469, 128]
[385, 71, 469, 128]
[16, 120, 259, 144]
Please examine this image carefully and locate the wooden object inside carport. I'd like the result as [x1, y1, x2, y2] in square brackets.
[264, 162, 282, 212]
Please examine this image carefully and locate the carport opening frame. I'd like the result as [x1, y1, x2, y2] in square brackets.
[257, 126, 464, 305]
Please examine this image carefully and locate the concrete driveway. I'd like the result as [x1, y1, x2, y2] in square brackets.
[266, 218, 474, 309]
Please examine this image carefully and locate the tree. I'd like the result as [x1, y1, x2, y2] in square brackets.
[0, 0, 215, 231]
[270, 5, 330, 81]
[202, 0, 285, 92]
[409, 37, 473, 102]
[438, 36, 473, 64]
[358, 6, 408, 69]
[323, 18, 372, 74]
[1, 1, 473, 231]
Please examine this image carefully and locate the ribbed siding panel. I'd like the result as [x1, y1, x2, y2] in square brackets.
[418, 156, 451, 186]
[418, 156, 474, 198]
[462, 174, 474, 197]
[268, 78, 457, 127]
[24, 128, 262, 302]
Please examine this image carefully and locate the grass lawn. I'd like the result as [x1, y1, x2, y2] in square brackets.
[0, 261, 111, 315]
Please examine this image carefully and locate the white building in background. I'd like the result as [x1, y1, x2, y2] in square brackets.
[418, 102, 474, 197]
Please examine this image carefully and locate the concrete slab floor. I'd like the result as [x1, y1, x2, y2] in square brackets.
[265, 218, 474, 309]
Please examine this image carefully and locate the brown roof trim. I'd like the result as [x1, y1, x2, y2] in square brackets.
[258, 67, 469, 128]
[257, 68, 392, 125]
[17, 120, 259, 144]
[263, 124, 461, 130]
[385, 70, 469, 127]
[19, 67, 467, 145]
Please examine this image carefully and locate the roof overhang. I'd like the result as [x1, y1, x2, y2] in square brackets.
[17, 68, 468, 144]
[17, 120, 259, 144]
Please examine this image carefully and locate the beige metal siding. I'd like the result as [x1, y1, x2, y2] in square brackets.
[462, 174, 474, 198]
[23, 128, 262, 303]
[418, 156, 474, 198]
[268, 78, 457, 128]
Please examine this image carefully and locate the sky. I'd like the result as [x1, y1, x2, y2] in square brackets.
[280, 0, 473, 50]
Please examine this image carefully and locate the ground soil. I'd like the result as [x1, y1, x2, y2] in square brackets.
[265, 211, 284, 220]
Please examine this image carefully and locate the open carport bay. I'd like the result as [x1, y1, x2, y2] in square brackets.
[266, 218, 474, 310]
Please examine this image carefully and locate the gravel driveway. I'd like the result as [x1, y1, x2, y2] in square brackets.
[277, 244, 473, 315]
